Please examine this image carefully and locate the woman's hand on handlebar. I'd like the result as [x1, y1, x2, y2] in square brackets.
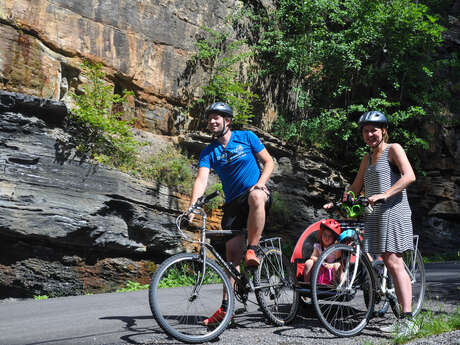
[367, 193, 386, 205]
[323, 202, 334, 210]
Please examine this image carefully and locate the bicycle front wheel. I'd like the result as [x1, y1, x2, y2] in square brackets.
[389, 249, 426, 318]
[254, 248, 298, 325]
[312, 244, 376, 337]
[149, 253, 234, 344]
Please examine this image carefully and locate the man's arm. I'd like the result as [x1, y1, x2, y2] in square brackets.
[189, 167, 210, 207]
[252, 148, 274, 190]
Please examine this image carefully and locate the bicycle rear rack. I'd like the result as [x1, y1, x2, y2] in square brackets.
[259, 237, 283, 253]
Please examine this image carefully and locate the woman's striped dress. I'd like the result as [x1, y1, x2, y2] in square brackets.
[363, 144, 414, 255]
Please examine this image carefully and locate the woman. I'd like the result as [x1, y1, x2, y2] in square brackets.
[329, 111, 418, 335]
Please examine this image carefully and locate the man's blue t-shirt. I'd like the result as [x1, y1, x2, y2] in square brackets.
[199, 130, 264, 203]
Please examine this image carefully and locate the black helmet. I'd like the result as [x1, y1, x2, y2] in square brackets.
[358, 111, 388, 128]
[204, 102, 233, 118]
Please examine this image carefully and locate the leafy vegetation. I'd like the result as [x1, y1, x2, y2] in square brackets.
[70, 60, 140, 168]
[68, 61, 196, 193]
[131, 145, 195, 194]
[191, 26, 259, 125]
[116, 280, 149, 293]
[392, 308, 460, 344]
[423, 251, 460, 263]
[204, 183, 224, 212]
[33, 295, 49, 300]
[158, 264, 221, 288]
[221, 0, 457, 174]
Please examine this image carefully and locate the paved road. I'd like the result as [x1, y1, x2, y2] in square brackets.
[0, 263, 458, 345]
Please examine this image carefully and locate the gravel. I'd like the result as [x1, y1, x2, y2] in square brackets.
[144, 299, 459, 345]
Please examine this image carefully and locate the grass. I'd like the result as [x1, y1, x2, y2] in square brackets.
[33, 295, 49, 300]
[115, 280, 149, 293]
[392, 307, 460, 344]
[158, 265, 221, 288]
[423, 251, 460, 263]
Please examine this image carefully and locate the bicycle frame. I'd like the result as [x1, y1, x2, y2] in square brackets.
[181, 205, 287, 300]
[340, 226, 420, 299]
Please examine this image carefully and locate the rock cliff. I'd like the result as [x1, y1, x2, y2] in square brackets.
[0, 0, 459, 298]
[0, 91, 347, 297]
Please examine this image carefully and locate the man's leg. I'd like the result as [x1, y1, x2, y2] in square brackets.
[247, 189, 269, 246]
[203, 202, 243, 326]
[245, 189, 269, 266]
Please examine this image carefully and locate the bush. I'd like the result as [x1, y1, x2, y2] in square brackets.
[70, 60, 140, 168]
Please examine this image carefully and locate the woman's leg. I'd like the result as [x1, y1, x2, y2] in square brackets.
[383, 252, 412, 313]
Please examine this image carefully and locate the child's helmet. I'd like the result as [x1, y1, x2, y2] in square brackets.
[204, 102, 233, 118]
[339, 229, 356, 243]
[319, 219, 341, 237]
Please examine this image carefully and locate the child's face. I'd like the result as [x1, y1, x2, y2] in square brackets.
[322, 229, 336, 247]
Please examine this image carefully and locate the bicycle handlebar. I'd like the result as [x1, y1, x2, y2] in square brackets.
[331, 194, 384, 219]
[194, 190, 220, 208]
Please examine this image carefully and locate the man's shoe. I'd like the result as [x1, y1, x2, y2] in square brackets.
[244, 249, 260, 267]
[203, 307, 228, 326]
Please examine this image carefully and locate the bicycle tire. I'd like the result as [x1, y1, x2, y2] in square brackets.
[311, 244, 376, 337]
[389, 249, 426, 318]
[370, 259, 391, 317]
[254, 248, 298, 325]
[149, 253, 234, 344]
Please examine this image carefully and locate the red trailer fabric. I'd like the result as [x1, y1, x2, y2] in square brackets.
[290, 220, 321, 280]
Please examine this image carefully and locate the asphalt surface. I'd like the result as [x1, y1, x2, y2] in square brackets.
[0, 262, 458, 345]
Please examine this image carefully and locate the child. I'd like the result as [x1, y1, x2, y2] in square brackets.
[304, 219, 342, 284]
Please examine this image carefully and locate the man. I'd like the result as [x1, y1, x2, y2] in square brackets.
[188, 101, 274, 325]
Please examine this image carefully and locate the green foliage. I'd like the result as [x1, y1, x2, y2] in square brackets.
[158, 264, 221, 288]
[204, 183, 224, 212]
[116, 280, 149, 292]
[231, 0, 450, 173]
[131, 145, 195, 194]
[192, 26, 259, 125]
[423, 251, 460, 263]
[70, 60, 140, 168]
[392, 308, 460, 344]
[33, 295, 49, 300]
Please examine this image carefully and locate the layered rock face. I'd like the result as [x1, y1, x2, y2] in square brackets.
[0, 0, 459, 298]
[0, 91, 189, 297]
[0, 0, 238, 133]
[0, 91, 347, 298]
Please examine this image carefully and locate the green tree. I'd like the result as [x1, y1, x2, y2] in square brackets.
[236, 0, 448, 172]
[70, 60, 139, 168]
[192, 26, 259, 125]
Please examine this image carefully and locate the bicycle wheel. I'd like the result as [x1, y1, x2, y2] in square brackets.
[370, 259, 390, 317]
[389, 249, 426, 318]
[149, 253, 234, 344]
[312, 244, 376, 337]
[254, 248, 298, 325]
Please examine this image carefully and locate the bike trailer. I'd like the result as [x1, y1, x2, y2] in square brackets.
[290, 221, 322, 280]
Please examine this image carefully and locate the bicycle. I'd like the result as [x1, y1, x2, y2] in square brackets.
[148, 191, 298, 343]
[308, 195, 426, 337]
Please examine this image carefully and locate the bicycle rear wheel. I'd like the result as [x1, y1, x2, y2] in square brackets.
[312, 244, 376, 337]
[389, 249, 426, 317]
[149, 253, 234, 344]
[254, 248, 298, 325]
